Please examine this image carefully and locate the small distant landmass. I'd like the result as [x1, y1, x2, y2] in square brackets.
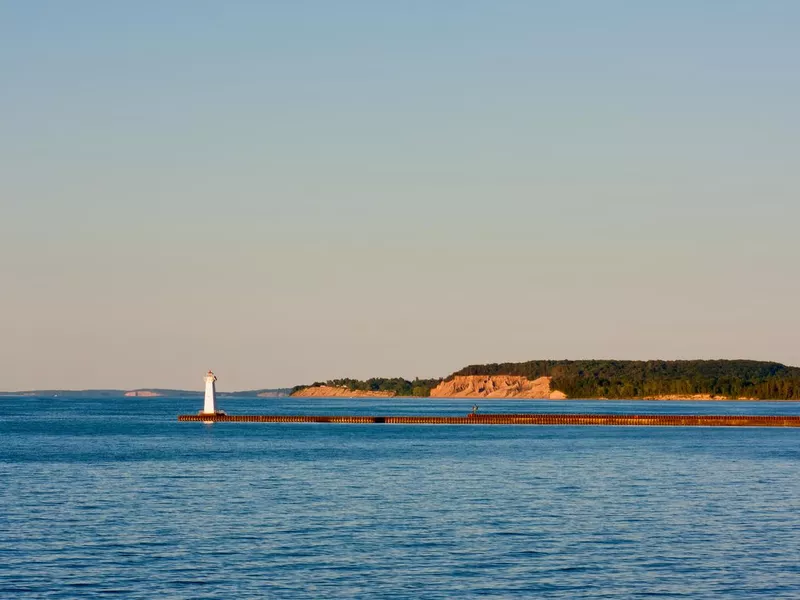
[121, 388, 293, 398]
[291, 360, 800, 400]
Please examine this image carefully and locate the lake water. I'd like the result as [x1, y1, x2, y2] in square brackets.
[2, 397, 800, 598]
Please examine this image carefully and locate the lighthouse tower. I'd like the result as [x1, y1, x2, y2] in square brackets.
[202, 370, 218, 414]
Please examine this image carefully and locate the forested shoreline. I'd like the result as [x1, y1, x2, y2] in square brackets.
[294, 360, 800, 400]
[453, 360, 800, 400]
[292, 378, 441, 398]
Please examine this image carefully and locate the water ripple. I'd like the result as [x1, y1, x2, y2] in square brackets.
[2, 396, 800, 598]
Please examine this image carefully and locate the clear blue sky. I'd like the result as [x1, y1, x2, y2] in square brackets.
[2, 2, 798, 390]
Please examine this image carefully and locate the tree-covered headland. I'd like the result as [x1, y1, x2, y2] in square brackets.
[452, 360, 800, 399]
[294, 360, 800, 400]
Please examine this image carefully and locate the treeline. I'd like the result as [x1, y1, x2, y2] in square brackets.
[293, 377, 442, 397]
[452, 360, 800, 400]
[227, 389, 292, 397]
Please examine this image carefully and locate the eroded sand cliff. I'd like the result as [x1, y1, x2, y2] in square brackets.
[291, 386, 396, 398]
[429, 375, 567, 399]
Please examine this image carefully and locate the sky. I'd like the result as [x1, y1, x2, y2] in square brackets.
[1, 1, 799, 391]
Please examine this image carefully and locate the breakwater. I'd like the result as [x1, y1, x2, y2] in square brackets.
[178, 413, 800, 427]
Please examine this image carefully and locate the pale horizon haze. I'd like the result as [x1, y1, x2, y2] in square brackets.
[2, 2, 799, 391]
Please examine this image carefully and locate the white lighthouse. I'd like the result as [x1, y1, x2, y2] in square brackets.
[202, 370, 218, 414]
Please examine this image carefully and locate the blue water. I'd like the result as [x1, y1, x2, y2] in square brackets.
[2, 397, 800, 598]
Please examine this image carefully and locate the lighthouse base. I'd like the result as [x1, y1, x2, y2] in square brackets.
[198, 409, 227, 424]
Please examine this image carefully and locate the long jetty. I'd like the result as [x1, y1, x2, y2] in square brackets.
[178, 413, 800, 427]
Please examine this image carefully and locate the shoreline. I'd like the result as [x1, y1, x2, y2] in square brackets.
[291, 395, 800, 402]
[423, 397, 800, 402]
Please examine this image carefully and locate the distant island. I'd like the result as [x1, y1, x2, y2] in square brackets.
[121, 388, 293, 398]
[291, 360, 800, 400]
